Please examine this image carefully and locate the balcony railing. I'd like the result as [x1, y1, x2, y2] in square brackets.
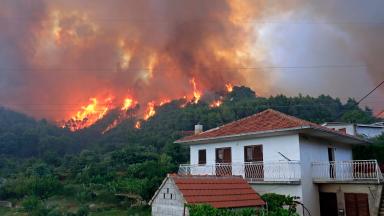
[178, 161, 301, 183]
[312, 160, 383, 183]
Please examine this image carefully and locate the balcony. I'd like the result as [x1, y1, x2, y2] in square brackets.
[178, 161, 301, 184]
[311, 160, 383, 183]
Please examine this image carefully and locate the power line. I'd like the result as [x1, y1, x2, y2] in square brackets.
[357, 80, 384, 104]
[1, 17, 384, 25]
[0, 64, 368, 72]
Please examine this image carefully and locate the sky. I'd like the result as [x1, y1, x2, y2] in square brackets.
[0, 0, 383, 120]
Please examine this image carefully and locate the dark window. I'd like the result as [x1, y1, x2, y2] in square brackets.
[198, 149, 206, 165]
[244, 145, 263, 162]
[215, 148, 231, 163]
[338, 128, 347, 133]
[167, 188, 169, 193]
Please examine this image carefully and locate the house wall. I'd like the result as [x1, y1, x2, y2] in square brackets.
[323, 124, 356, 136]
[298, 136, 354, 216]
[152, 178, 187, 216]
[319, 184, 383, 216]
[190, 134, 301, 165]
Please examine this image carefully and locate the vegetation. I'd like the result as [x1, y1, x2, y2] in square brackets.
[0, 86, 381, 215]
[188, 194, 299, 216]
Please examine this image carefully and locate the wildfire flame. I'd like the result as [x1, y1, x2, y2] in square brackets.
[190, 78, 201, 104]
[121, 98, 136, 111]
[143, 102, 156, 120]
[135, 121, 141, 129]
[210, 100, 223, 108]
[226, 83, 233, 92]
[64, 97, 111, 131]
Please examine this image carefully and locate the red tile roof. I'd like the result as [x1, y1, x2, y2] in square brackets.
[171, 175, 265, 208]
[176, 109, 362, 143]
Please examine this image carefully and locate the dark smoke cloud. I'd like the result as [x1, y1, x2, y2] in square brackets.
[0, 0, 268, 120]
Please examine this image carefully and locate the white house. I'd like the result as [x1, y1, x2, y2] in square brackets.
[322, 122, 384, 139]
[149, 174, 265, 216]
[175, 109, 384, 216]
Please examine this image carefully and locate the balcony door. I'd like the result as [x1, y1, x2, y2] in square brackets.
[215, 147, 231, 176]
[244, 145, 263, 180]
[328, 147, 336, 179]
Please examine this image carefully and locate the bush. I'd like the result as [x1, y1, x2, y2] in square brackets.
[189, 204, 257, 216]
[261, 193, 298, 216]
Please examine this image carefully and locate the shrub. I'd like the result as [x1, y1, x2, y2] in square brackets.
[189, 204, 257, 216]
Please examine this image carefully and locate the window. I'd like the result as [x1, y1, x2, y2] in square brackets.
[244, 145, 263, 162]
[198, 149, 206, 165]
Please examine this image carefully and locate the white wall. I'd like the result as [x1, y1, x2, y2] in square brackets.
[152, 178, 186, 216]
[299, 136, 354, 216]
[190, 134, 301, 165]
[334, 142, 353, 161]
[324, 124, 356, 135]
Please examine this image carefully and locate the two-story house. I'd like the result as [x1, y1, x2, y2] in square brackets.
[175, 109, 383, 216]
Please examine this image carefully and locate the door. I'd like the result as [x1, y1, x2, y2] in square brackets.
[244, 145, 263, 180]
[328, 147, 336, 178]
[344, 193, 370, 216]
[215, 147, 231, 176]
[319, 192, 338, 216]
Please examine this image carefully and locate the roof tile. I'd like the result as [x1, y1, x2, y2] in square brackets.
[176, 109, 358, 143]
[171, 175, 265, 208]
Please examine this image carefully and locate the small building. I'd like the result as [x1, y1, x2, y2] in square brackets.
[149, 174, 265, 216]
[322, 122, 384, 138]
[175, 109, 383, 216]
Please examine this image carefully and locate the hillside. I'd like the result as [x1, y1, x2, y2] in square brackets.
[0, 86, 382, 215]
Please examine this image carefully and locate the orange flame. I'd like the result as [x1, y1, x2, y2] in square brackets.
[190, 78, 201, 104]
[159, 99, 171, 106]
[135, 121, 141, 129]
[121, 98, 137, 111]
[210, 100, 222, 108]
[64, 97, 111, 131]
[143, 101, 156, 120]
[226, 83, 233, 92]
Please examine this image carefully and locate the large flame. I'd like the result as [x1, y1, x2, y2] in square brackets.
[190, 78, 201, 104]
[63, 97, 112, 131]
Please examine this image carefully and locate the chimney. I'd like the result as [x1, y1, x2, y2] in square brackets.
[194, 124, 203, 134]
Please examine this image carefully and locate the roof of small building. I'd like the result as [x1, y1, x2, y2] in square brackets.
[150, 175, 265, 209]
[175, 109, 368, 144]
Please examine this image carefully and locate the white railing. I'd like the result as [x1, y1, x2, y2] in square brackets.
[312, 160, 383, 182]
[178, 161, 301, 183]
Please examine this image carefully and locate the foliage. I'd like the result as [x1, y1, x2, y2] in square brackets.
[261, 193, 298, 215]
[189, 204, 257, 216]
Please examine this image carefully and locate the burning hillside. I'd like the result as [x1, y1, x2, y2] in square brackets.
[0, 0, 272, 127]
[61, 81, 232, 132]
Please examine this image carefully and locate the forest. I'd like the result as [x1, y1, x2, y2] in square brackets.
[0, 86, 382, 215]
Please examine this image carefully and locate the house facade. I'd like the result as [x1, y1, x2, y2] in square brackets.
[175, 109, 383, 216]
